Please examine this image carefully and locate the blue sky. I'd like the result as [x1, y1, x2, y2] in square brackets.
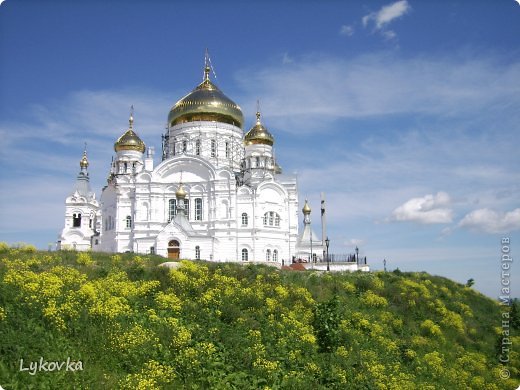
[0, 0, 519, 298]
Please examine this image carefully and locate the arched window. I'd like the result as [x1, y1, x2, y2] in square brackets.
[273, 250, 278, 262]
[168, 199, 176, 221]
[195, 139, 201, 155]
[125, 216, 132, 228]
[182, 140, 187, 153]
[194, 198, 203, 221]
[266, 249, 271, 262]
[241, 212, 248, 226]
[211, 139, 216, 157]
[195, 245, 200, 260]
[241, 248, 248, 261]
[73, 213, 81, 227]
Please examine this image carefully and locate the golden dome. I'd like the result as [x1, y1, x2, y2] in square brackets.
[167, 65, 244, 128]
[302, 200, 311, 215]
[114, 113, 146, 153]
[176, 184, 187, 199]
[79, 149, 89, 170]
[244, 111, 274, 146]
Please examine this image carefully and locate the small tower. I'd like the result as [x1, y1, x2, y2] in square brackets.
[112, 108, 146, 176]
[296, 200, 323, 263]
[58, 146, 100, 251]
[241, 104, 281, 186]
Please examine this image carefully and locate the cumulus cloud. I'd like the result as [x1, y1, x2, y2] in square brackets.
[362, 0, 411, 30]
[390, 192, 453, 224]
[339, 25, 354, 36]
[458, 208, 520, 234]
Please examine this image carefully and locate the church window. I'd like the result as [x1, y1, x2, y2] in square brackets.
[150, 246, 155, 255]
[263, 212, 281, 227]
[211, 139, 216, 157]
[172, 142, 176, 156]
[73, 213, 81, 228]
[195, 198, 202, 221]
[195, 245, 200, 260]
[89, 218, 93, 228]
[185, 199, 190, 219]
[124, 162, 128, 172]
[195, 139, 201, 155]
[168, 199, 177, 221]
[312, 253, 317, 263]
[273, 249, 278, 262]
[241, 248, 248, 261]
[256, 156, 260, 168]
[266, 249, 271, 262]
[225, 141, 230, 158]
[182, 140, 187, 153]
[241, 212, 248, 226]
[126, 216, 132, 228]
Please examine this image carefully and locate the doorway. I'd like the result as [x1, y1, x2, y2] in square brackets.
[168, 240, 180, 259]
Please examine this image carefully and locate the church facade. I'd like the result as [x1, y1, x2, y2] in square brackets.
[58, 60, 327, 264]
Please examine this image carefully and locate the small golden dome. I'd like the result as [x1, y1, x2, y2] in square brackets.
[79, 150, 89, 170]
[168, 64, 244, 128]
[302, 200, 311, 215]
[114, 113, 146, 153]
[244, 111, 274, 146]
[176, 184, 187, 199]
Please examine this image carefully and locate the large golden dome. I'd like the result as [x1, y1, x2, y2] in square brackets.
[244, 111, 274, 146]
[167, 66, 244, 128]
[114, 114, 146, 153]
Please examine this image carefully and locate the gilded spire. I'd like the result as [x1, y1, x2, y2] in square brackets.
[203, 48, 211, 82]
[79, 143, 89, 171]
[129, 105, 134, 129]
[256, 100, 261, 124]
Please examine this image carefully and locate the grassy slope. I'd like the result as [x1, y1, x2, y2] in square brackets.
[0, 245, 518, 389]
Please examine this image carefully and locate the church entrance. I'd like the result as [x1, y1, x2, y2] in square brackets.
[168, 240, 180, 260]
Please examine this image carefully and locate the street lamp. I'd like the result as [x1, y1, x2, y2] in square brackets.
[325, 236, 330, 272]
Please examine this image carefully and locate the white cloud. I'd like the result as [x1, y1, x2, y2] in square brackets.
[363, 0, 411, 30]
[390, 192, 453, 224]
[339, 25, 354, 36]
[458, 208, 520, 234]
[236, 54, 520, 133]
[282, 52, 293, 64]
[382, 30, 397, 41]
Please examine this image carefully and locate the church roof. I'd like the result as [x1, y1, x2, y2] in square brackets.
[114, 113, 146, 153]
[244, 111, 274, 146]
[167, 60, 244, 128]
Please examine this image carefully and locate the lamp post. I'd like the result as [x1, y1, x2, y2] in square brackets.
[325, 236, 330, 272]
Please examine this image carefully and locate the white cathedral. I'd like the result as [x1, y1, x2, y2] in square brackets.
[57, 58, 367, 269]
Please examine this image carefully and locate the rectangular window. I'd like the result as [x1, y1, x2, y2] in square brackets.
[211, 139, 216, 157]
[225, 141, 230, 158]
[195, 198, 203, 221]
[195, 140, 201, 155]
[168, 199, 176, 221]
[185, 199, 190, 220]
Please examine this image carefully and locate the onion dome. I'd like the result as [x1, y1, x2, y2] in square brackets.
[302, 200, 311, 215]
[79, 148, 89, 170]
[114, 113, 146, 153]
[244, 111, 274, 146]
[176, 184, 187, 200]
[168, 64, 244, 128]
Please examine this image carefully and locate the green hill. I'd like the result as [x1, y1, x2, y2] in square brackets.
[0, 244, 518, 389]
